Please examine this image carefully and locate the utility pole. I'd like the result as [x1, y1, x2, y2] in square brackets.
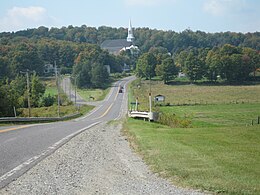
[74, 76, 77, 106]
[69, 76, 72, 101]
[55, 61, 60, 117]
[26, 71, 31, 117]
[149, 66, 152, 113]
[64, 76, 66, 97]
[20, 70, 31, 117]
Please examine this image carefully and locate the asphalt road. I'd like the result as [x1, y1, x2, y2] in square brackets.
[0, 76, 135, 188]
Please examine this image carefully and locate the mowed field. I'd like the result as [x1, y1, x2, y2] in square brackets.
[125, 79, 260, 194]
[130, 80, 260, 108]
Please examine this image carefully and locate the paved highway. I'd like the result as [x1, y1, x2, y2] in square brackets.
[0, 76, 135, 188]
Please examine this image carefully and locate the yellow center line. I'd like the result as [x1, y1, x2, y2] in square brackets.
[114, 91, 119, 101]
[93, 103, 114, 120]
[0, 125, 32, 134]
[101, 103, 114, 118]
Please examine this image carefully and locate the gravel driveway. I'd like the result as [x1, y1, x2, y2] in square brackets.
[0, 120, 204, 195]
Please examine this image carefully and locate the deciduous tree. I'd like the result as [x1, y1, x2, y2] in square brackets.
[136, 52, 157, 79]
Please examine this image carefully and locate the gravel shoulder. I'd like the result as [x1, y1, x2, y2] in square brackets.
[0, 119, 204, 195]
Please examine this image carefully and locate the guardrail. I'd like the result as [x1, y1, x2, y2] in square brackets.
[0, 113, 81, 123]
[128, 111, 158, 121]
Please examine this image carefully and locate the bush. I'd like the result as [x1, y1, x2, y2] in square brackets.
[158, 112, 192, 128]
[41, 94, 56, 107]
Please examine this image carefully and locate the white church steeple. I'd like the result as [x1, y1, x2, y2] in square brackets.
[127, 20, 134, 43]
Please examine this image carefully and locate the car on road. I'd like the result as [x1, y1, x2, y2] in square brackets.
[119, 86, 123, 93]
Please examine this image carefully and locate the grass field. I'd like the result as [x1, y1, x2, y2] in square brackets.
[125, 79, 260, 194]
[131, 79, 260, 109]
[77, 88, 110, 101]
[160, 103, 260, 127]
[125, 120, 260, 194]
[44, 78, 57, 96]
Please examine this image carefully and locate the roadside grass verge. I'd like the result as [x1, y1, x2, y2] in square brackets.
[124, 118, 260, 194]
[124, 79, 260, 194]
[18, 104, 94, 117]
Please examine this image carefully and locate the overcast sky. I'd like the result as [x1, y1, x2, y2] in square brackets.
[0, 0, 259, 33]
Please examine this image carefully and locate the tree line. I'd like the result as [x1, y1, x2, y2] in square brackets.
[0, 73, 46, 116]
[176, 44, 260, 82]
[136, 44, 260, 83]
[1, 26, 259, 52]
[0, 38, 124, 79]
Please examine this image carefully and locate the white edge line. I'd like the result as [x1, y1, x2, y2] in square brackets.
[0, 122, 101, 184]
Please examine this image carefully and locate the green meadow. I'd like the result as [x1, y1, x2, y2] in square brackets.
[77, 88, 110, 102]
[125, 79, 260, 194]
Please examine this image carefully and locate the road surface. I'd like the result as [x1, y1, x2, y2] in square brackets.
[0, 76, 134, 189]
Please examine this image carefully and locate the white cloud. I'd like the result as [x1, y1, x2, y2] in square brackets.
[125, 0, 176, 6]
[203, 0, 247, 16]
[0, 6, 57, 32]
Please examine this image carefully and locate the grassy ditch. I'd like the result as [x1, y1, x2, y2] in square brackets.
[18, 104, 94, 118]
[124, 79, 260, 194]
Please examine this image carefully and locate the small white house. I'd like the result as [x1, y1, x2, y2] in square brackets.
[44, 63, 55, 74]
[104, 65, 111, 75]
[178, 72, 186, 78]
[154, 94, 165, 102]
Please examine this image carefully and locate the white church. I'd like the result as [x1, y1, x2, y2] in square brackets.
[101, 20, 139, 55]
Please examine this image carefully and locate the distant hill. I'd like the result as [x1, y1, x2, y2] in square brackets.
[1, 25, 259, 53]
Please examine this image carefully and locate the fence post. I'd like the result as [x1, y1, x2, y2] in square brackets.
[252, 120, 254, 126]
[258, 116, 260, 124]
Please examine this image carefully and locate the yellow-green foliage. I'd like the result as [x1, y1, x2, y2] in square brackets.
[158, 112, 192, 128]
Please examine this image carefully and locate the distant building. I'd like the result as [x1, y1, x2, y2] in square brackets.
[122, 63, 130, 72]
[127, 20, 135, 42]
[154, 94, 165, 102]
[101, 39, 132, 55]
[104, 65, 111, 75]
[101, 20, 139, 55]
[44, 63, 55, 74]
[178, 72, 186, 78]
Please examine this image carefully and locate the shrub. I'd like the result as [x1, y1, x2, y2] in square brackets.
[41, 94, 56, 107]
[158, 112, 192, 128]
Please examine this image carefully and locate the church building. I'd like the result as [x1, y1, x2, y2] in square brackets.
[101, 20, 139, 55]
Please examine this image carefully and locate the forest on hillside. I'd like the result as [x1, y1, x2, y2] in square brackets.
[1, 25, 260, 52]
